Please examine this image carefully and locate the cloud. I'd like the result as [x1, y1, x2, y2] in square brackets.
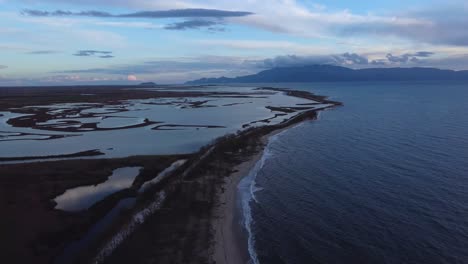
[20, 8, 250, 31]
[21, 10, 112, 17]
[127, 75, 138, 81]
[195, 39, 333, 54]
[257, 53, 373, 68]
[386, 51, 434, 63]
[412, 51, 435, 57]
[94, 21, 161, 29]
[225, 2, 468, 46]
[44, 51, 446, 83]
[341, 53, 369, 65]
[335, 5, 468, 46]
[5, 50, 468, 85]
[21, 8, 253, 19]
[50, 52, 420, 83]
[55, 56, 248, 75]
[16, 2, 468, 46]
[51, 55, 258, 83]
[0, 65, 7, 70]
[73, 50, 114, 58]
[164, 19, 220, 30]
[370, 59, 387, 66]
[256, 51, 437, 69]
[259, 55, 335, 68]
[26, 50, 59, 55]
[54, 51, 444, 83]
[422, 54, 468, 70]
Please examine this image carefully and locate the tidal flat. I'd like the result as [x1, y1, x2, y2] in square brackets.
[0, 85, 340, 264]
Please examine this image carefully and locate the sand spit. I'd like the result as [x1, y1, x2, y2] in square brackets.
[89, 87, 341, 264]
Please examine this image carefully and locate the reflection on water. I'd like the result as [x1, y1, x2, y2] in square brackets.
[55, 198, 136, 264]
[0, 86, 328, 160]
[54, 167, 142, 211]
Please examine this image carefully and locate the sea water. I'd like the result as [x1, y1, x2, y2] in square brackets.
[241, 81, 468, 264]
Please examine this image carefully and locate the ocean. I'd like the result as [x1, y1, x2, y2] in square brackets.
[240, 81, 468, 264]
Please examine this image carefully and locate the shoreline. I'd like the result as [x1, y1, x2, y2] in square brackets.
[0, 85, 341, 264]
[212, 121, 309, 264]
[91, 104, 338, 264]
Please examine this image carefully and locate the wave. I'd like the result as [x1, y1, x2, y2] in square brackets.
[239, 125, 299, 264]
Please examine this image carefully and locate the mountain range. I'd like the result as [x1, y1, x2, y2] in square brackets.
[186, 65, 468, 84]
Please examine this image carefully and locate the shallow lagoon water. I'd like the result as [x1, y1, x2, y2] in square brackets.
[54, 167, 142, 211]
[55, 197, 136, 264]
[0, 86, 325, 160]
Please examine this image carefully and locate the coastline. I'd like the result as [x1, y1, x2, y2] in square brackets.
[92, 106, 336, 264]
[212, 146, 262, 264]
[212, 122, 307, 264]
[0, 85, 341, 264]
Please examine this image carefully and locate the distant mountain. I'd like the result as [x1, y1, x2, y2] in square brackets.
[186, 65, 468, 84]
[138, 82, 158, 87]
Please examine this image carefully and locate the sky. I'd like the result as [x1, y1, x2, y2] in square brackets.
[1, 0, 468, 85]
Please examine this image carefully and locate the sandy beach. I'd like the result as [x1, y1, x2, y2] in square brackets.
[212, 124, 301, 264]
[212, 149, 263, 264]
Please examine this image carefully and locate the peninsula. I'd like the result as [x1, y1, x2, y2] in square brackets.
[0, 85, 341, 264]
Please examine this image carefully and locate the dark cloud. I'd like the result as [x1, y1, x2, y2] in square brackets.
[164, 19, 221, 30]
[259, 53, 468, 72]
[258, 53, 374, 68]
[370, 59, 387, 66]
[73, 50, 114, 58]
[26, 50, 59, 55]
[256, 52, 436, 69]
[0, 65, 7, 70]
[340, 52, 369, 64]
[386, 53, 411, 63]
[120, 9, 253, 18]
[413, 51, 434, 57]
[259, 55, 335, 68]
[22, 9, 111, 17]
[22, 8, 253, 19]
[386, 51, 434, 63]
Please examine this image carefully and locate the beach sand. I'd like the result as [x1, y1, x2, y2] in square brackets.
[212, 125, 297, 264]
[212, 149, 263, 264]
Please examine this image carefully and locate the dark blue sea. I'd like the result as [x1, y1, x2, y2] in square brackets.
[239, 81, 468, 264]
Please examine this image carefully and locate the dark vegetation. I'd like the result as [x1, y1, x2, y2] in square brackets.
[0, 154, 189, 264]
[0, 85, 271, 110]
[0, 149, 104, 162]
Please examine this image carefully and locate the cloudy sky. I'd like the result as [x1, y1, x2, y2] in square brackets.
[1, 0, 468, 85]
